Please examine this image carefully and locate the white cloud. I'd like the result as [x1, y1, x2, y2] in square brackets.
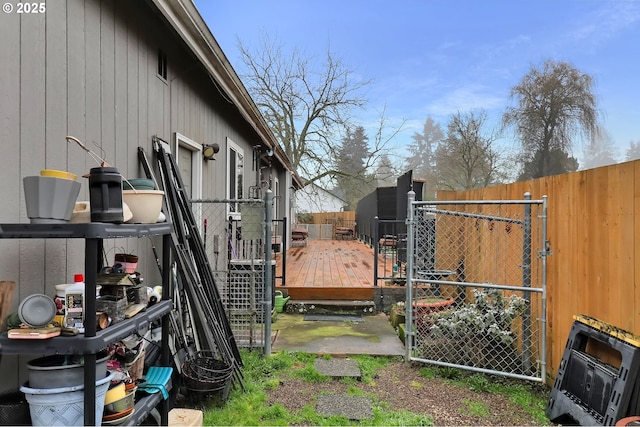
[426, 84, 506, 116]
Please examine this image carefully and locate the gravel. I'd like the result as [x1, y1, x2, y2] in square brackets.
[267, 360, 548, 426]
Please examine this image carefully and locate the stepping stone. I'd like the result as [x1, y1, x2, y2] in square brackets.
[316, 394, 373, 420]
[314, 358, 361, 379]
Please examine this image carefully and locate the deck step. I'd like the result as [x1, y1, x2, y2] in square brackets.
[275, 286, 375, 301]
[287, 299, 376, 315]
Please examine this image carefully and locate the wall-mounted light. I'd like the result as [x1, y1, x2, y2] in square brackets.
[203, 143, 220, 161]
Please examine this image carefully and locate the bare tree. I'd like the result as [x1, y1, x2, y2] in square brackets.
[502, 59, 598, 179]
[238, 34, 397, 186]
[435, 110, 503, 190]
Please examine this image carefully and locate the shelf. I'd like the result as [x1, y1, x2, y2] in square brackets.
[0, 222, 173, 239]
[121, 381, 172, 426]
[0, 300, 172, 354]
[0, 221, 173, 426]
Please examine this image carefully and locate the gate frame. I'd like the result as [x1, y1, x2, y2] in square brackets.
[191, 191, 275, 355]
[404, 190, 549, 382]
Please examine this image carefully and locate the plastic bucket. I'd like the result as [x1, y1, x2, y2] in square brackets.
[20, 371, 113, 426]
[27, 352, 110, 389]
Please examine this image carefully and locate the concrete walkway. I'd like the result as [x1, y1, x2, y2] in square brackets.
[270, 312, 405, 356]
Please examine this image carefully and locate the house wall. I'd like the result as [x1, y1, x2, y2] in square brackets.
[0, 0, 286, 390]
[295, 185, 346, 213]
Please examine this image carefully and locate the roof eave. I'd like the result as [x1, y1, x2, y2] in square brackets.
[149, 0, 299, 184]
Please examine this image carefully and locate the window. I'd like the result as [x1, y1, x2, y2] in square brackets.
[157, 50, 168, 81]
[273, 176, 280, 219]
[227, 138, 244, 217]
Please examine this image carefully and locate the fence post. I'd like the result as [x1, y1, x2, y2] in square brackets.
[405, 191, 415, 363]
[264, 190, 273, 356]
[522, 192, 532, 373]
[373, 216, 379, 287]
[540, 195, 548, 381]
[282, 217, 287, 287]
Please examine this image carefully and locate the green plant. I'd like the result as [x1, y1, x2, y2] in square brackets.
[350, 354, 396, 384]
[460, 399, 490, 417]
[430, 289, 528, 346]
[437, 366, 462, 380]
[464, 373, 491, 392]
[418, 366, 436, 379]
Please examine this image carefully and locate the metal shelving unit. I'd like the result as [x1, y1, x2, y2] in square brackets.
[0, 222, 173, 426]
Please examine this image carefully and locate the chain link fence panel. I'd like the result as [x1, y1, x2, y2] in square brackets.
[191, 199, 269, 350]
[406, 196, 548, 382]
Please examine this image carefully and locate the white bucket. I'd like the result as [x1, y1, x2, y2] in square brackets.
[20, 371, 113, 426]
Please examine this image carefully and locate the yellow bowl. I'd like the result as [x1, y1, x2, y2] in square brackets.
[40, 169, 77, 181]
[104, 381, 126, 405]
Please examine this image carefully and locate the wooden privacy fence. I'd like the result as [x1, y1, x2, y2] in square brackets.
[437, 159, 640, 381]
[308, 211, 356, 226]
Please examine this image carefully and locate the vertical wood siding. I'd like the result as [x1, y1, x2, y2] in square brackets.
[0, 0, 276, 390]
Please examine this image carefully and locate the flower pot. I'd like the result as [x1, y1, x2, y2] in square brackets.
[23, 176, 81, 223]
[122, 190, 164, 223]
[390, 304, 406, 328]
[122, 178, 156, 191]
[413, 297, 455, 328]
[114, 253, 139, 273]
[20, 371, 113, 426]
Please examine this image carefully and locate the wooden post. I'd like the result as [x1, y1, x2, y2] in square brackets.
[0, 281, 16, 331]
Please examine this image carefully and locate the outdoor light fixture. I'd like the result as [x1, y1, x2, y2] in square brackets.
[203, 143, 220, 160]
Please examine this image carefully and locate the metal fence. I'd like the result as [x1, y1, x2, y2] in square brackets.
[373, 218, 407, 286]
[290, 223, 334, 240]
[191, 198, 273, 351]
[405, 192, 548, 382]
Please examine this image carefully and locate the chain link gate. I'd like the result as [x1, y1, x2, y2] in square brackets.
[405, 192, 549, 382]
[191, 198, 273, 351]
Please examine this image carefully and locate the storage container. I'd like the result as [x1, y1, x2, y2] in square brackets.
[21, 371, 113, 426]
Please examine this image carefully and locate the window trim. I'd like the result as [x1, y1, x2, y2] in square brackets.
[174, 132, 203, 228]
[226, 137, 244, 219]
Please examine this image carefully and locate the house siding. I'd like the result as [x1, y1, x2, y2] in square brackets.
[0, 0, 290, 391]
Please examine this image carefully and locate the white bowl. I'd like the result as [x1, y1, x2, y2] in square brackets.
[71, 201, 132, 223]
[122, 190, 164, 224]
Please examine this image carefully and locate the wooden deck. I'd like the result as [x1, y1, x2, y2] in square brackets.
[275, 239, 394, 300]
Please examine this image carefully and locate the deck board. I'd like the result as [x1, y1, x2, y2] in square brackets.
[276, 239, 393, 288]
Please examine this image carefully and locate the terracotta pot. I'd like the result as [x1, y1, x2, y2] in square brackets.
[412, 297, 455, 328]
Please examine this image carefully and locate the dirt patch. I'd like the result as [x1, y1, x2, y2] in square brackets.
[267, 361, 547, 426]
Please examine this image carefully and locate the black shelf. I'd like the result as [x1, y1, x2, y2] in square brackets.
[122, 380, 173, 426]
[0, 221, 173, 426]
[0, 222, 173, 239]
[0, 300, 171, 354]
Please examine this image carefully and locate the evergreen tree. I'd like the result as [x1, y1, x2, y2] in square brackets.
[405, 117, 444, 199]
[336, 126, 375, 209]
[626, 141, 640, 162]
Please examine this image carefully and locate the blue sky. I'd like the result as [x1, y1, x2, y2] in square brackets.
[194, 0, 640, 164]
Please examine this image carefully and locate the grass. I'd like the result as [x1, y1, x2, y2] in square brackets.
[460, 398, 491, 417]
[198, 349, 548, 426]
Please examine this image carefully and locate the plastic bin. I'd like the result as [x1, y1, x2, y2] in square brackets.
[20, 371, 113, 426]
